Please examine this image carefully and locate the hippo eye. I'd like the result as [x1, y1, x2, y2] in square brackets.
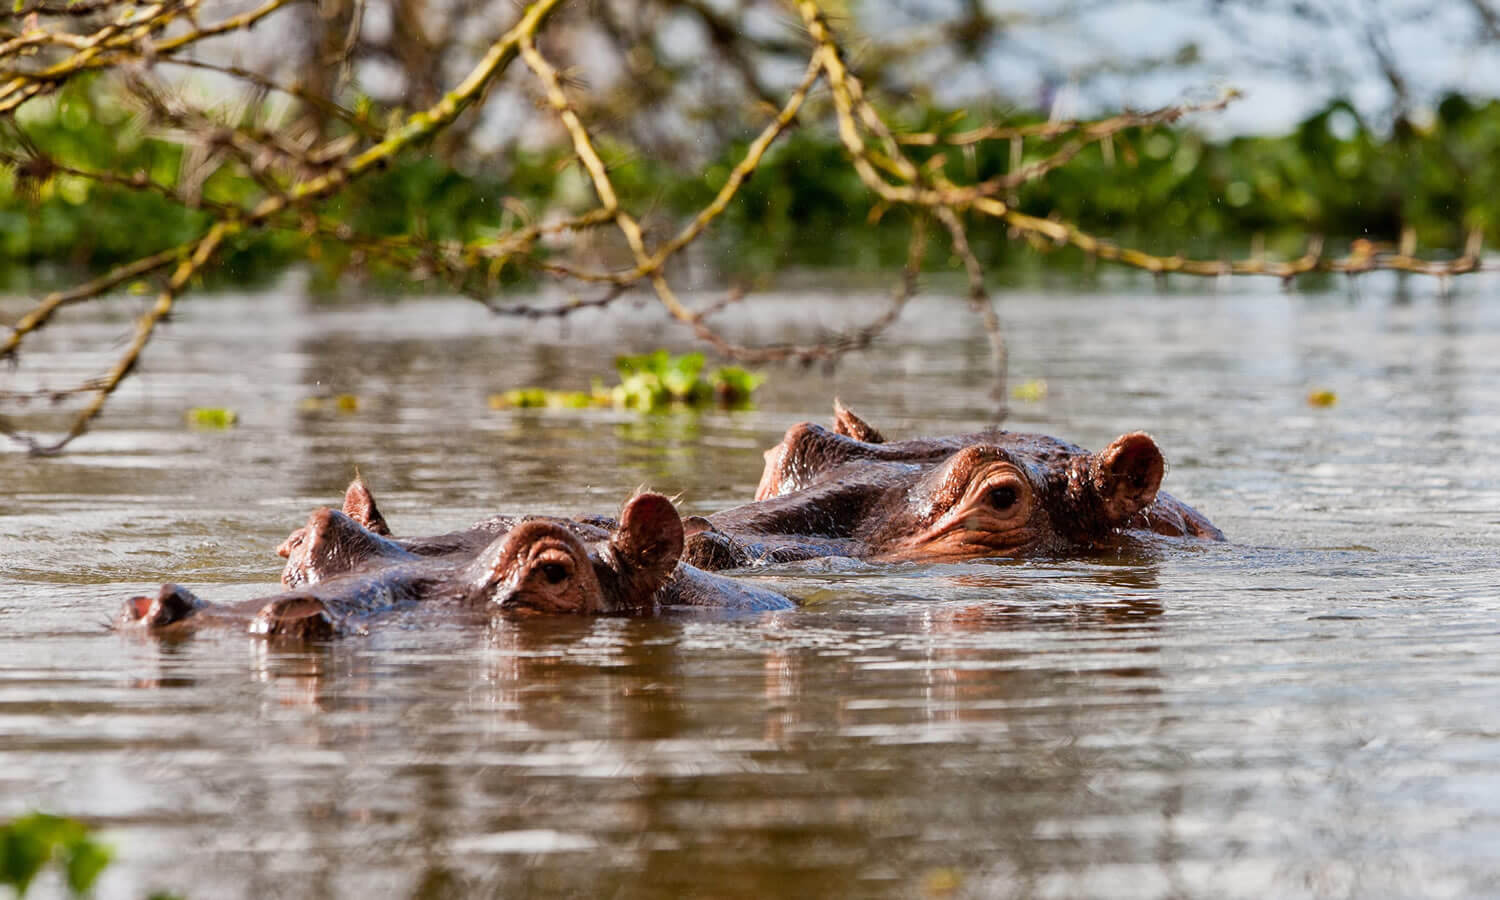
[987, 485, 1019, 511]
[539, 562, 569, 585]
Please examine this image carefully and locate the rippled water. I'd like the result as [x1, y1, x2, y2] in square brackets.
[4, 272, 1500, 898]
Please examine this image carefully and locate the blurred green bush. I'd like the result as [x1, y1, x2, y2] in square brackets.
[6, 77, 1494, 284]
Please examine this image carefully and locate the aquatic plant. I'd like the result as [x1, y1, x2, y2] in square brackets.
[0, 813, 111, 898]
[491, 351, 764, 411]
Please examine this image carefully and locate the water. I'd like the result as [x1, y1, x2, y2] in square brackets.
[4, 272, 1500, 898]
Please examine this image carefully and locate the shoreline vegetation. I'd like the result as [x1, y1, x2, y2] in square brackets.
[5, 84, 1494, 288]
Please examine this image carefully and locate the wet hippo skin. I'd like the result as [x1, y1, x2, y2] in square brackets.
[681, 401, 1224, 570]
[117, 492, 795, 638]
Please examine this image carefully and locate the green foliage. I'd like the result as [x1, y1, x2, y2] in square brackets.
[492, 351, 764, 412]
[962, 96, 1498, 256]
[0, 813, 112, 898]
[0, 77, 569, 280]
[8, 81, 1500, 283]
[185, 407, 238, 428]
[656, 95, 1500, 271]
[708, 364, 764, 408]
[492, 386, 597, 409]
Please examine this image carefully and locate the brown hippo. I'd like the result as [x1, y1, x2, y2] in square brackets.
[680, 402, 1224, 570]
[274, 477, 623, 589]
[116, 492, 795, 638]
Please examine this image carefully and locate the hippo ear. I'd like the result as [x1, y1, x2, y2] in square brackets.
[611, 493, 684, 593]
[342, 475, 391, 535]
[1091, 432, 1165, 525]
[832, 398, 885, 443]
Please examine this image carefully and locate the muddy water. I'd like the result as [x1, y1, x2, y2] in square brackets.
[3, 273, 1500, 898]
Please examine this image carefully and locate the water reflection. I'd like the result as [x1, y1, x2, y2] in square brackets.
[385, 586, 1179, 897]
[248, 642, 339, 710]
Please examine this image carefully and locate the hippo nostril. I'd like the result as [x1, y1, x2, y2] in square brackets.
[494, 588, 527, 610]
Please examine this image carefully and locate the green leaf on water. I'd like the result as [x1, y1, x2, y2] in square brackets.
[491, 388, 545, 409]
[0, 816, 51, 897]
[708, 366, 765, 409]
[1307, 389, 1338, 407]
[186, 407, 238, 428]
[489, 388, 596, 409]
[0, 813, 112, 898]
[62, 837, 110, 894]
[1010, 378, 1048, 402]
[661, 352, 705, 400]
[499, 351, 765, 414]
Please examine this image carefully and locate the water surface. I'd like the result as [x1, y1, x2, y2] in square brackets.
[3, 274, 1500, 898]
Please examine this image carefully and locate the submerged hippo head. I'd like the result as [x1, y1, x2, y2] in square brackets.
[690, 402, 1221, 568]
[116, 582, 339, 640]
[116, 583, 209, 630]
[463, 492, 686, 614]
[277, 477, 618, 588]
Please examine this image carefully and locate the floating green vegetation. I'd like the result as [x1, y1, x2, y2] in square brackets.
[1009, 378, 1048, 402]
[491, 351, 764, 412]
[298, 395, 361, 414]
[185, 407, 238, 428]
[0, 813, 112, 898]
[1307, 389, 1339, 408]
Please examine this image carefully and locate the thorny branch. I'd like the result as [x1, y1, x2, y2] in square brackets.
[0, 0, 1488, 453]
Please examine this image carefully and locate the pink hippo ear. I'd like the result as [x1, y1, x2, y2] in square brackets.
[1091, 432, 1166, 525]
[612, 493, 685, 594]
[832, 398, 885, 443]
[342, 475, 391, 535]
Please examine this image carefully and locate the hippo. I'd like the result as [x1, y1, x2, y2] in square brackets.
[680, 401, 1224, 570]
[116, 492, 795, 638]
[274, 477, 624, 589]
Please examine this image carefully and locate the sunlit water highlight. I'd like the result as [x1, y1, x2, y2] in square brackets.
[4, 273, 1500, 898]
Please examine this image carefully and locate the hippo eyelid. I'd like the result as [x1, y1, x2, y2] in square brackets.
[918, 446, 1022, 506]
[521, 542, 579, 584]
[988, 484, 1020, 510]
[894, 447, 1013, 529]
[971, 469, 1031, 521]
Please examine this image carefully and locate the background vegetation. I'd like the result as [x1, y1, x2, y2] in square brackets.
[9, 86, 1499, 279]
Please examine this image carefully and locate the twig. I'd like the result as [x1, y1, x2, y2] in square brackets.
[895, 92, 1240, 147]
[6, 221, 227, 454]
[0, 243, 191, 361]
